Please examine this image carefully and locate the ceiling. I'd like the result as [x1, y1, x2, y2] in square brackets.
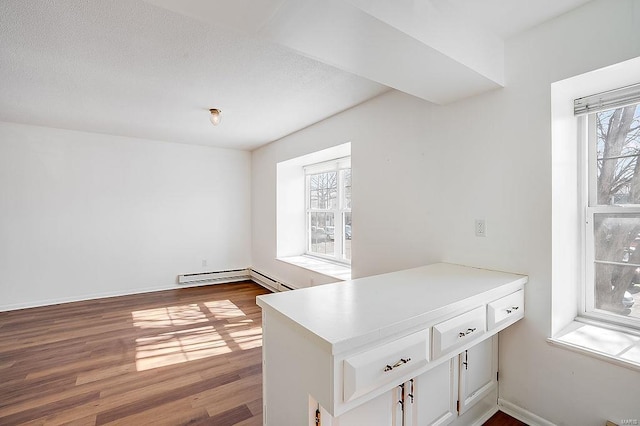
[0, 0, 592, 151]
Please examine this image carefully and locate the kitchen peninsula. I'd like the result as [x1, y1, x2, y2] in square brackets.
[257, 263, 527, 426]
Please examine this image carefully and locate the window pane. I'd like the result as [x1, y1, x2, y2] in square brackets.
[343, 169, 352, 209]
[596, 104, 640, 205]
[309, 172, 337, 209]
[309, 212, 335, 256]
[594, 263, 640, 319]
[343, 212, 352, 261]
[593, 213, 640, 318]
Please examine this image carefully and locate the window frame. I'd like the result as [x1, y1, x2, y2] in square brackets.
[581, 104, 640, 331]
[304, 157, 351, 264]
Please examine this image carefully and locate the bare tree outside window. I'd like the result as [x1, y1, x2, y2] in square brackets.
[593, 103, 640, 317]
[309, 172, 338, 209]
[309, 172, 337, 256]
[342, 169, 352, 261]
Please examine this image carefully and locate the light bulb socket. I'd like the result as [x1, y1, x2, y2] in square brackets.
[209, 108, 222, 126]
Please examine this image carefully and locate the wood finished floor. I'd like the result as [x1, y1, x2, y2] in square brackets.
[0, 282, 270, 426]
[0, 281, 527, 426]
[484, 410, 528, 426]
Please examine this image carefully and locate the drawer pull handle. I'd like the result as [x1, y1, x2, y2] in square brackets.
[458, 328, 477, 338]
[506, 306, 519, 314]
[383, 358, 411, 372]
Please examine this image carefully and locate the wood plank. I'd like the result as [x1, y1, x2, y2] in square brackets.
[200, 376, 262, 415]
[483, 410, 528, 426]
[94, 372, 241, 424]
[100, 399, 209, 426]
[208, 405, 254, 425]
[245, 398, 263, 417]
[0, 391, 100, 425]
[233, 415, 263, 426]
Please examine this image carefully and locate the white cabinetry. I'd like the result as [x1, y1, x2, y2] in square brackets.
[326, 388, 400, 426]
[413, 336, 497, 425]
[411, 357, 457, 425]
[359, 335, 497, 426]
[343, 330, 430, 403]
[457, 336, 498, 417]
[432, 305, 486, 358]
[257, 263, 526, 426]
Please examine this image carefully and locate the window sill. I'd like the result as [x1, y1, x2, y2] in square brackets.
[548, 320, 640, 372]
[277, 255, 351, 282]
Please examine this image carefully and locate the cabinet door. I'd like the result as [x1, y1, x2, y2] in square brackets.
[333, 386, 402, 426]
[458, 335, 497, 415]
[409, 358, 458, 426]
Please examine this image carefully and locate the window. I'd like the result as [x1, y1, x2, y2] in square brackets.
[276, 143, 351, 280]
[305, 157, 351, 263]
[580, 84, 640, 329]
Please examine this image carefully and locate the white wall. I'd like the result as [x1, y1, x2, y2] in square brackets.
[251, 0, 640, 424]
[252, 90, 445, 287]
[0, 121, 251, 310]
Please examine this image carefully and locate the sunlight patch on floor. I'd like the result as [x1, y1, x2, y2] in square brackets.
[132, 304, 209, 328]
[135, 325, 231, 371]
[204, 300, 246, 319]
[132, 300, 262, 371]
[224, 323, 263, 350]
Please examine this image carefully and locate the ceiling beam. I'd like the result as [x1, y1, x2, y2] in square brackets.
[143, 0, 505, 104]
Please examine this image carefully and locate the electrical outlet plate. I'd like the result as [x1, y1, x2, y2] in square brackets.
[475, 219, 486, 237]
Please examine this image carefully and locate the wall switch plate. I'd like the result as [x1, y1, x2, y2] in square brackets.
[475, 219, 486, 237]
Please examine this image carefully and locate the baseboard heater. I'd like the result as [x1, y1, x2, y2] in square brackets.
[250, 269, 295, 292]
[177, 268, 251, 285]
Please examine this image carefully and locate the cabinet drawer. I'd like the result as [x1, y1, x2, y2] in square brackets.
[487, 289, 524, 330]
[432, 306, 486, 359]
[343, 330, 430, 403]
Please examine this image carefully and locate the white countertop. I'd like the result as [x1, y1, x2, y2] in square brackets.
[257, 263, 527, 354]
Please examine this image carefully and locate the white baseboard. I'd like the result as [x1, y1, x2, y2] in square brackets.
[498, 398, 556, 426]
[1, 267, 294, 312]
[0, 278, 250, 312]
[249, 268, 297, 292]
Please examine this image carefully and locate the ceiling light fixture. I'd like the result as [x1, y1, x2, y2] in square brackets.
[209, 108, 222, 126]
